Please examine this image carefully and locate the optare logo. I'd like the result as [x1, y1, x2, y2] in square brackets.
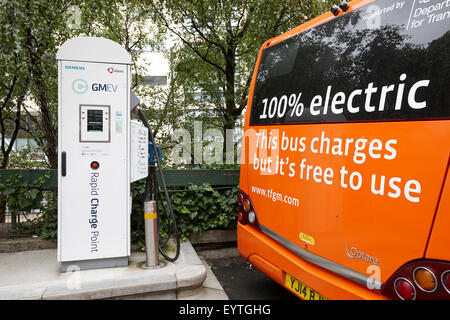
[345, 246, 379, 265]
[72, 79, 88, 94]
[107, 67, 114, 74]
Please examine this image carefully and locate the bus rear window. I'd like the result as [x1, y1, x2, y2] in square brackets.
[249, 0, 450, 126]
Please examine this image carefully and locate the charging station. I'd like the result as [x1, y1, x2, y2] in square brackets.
[57, 37, 148, 271]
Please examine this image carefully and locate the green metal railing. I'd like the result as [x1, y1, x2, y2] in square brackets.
[0, 169, 240, 190]
[0, 169, 240, 235]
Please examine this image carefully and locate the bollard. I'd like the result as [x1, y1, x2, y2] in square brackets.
[144, 200, 159, 268]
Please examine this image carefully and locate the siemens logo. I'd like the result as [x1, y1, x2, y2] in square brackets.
[92, 83, 118, 92]
[65, 65, 85, 70]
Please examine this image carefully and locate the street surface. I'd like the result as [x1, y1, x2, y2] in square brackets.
[206, 256, 298, 300]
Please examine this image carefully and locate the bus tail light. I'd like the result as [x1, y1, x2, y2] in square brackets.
[243, 198, 251, 212]
[382, 260, 450, 300]
[238, 191, 259, 228]
[414, 267, 437, 292]
[248, 210, 256, 224]
[339, 2, 350, 12]
[330, 5, 341, 16]
[394, 278, 416, 300]
[442, 271, 450, 294]
[237, 193, 244, 206]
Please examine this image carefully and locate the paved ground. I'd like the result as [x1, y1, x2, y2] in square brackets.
[205, 256, 297, 300]
[0, 241, 215, 300]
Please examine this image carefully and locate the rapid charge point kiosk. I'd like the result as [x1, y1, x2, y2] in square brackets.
[56, 37, 148, 271]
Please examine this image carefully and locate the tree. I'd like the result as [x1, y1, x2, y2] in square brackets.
[76, 0, 162, 88]
[150, 0, 335, 157]
[1, 0, 78, 169]
[77, 0, 191, 153]
[0, 24, 29, 169]
[0, 8, 31, 223]
[1, 0, 166, 168]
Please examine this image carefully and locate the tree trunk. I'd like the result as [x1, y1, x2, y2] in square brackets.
[222, 113, 238, 162]
[24, 28, 58, 169]
[0, 200, 5, 224]
[33, 75, 58, 169]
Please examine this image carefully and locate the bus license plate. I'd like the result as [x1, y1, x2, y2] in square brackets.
[285, 273, 327, 300]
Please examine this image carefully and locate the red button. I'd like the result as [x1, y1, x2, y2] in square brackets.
[90, 161, 100, 170]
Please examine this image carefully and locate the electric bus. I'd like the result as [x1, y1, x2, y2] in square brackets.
[237, 0, 450, 300]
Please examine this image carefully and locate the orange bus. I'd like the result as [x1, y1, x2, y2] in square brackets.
[237, 0, 450, 300]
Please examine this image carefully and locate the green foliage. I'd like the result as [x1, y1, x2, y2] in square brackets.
[7, 147, 48, 169]
[131, 180, 238, 242]
[0, 172, 49, 215]
[0, 171, 237, 241]
[168, 184, 238, 237]
[36, 192, 58, 240]
[0, 171, 54, 236]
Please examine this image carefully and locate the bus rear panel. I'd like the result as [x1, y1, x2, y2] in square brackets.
[238, 0, 450, 300]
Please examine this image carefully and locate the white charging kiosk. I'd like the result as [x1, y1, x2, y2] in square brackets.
[57, 37, 148, 271]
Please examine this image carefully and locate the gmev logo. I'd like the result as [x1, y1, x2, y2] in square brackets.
[92, 83, 118, 92]
[71, 79, 117, 94]
[72, 79, 88, 94]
